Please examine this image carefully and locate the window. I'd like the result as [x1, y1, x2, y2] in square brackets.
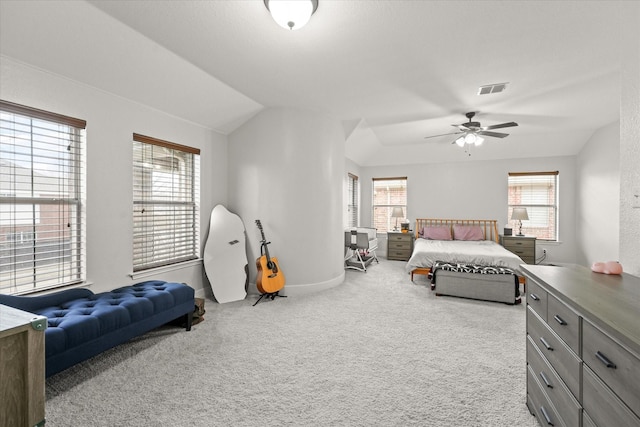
[0, 100, 86, 295]
[347, 173, 358, 228]
[508, 171, 558, 241]
[372, 177, 407, 233]
[133, 133, 200, 271]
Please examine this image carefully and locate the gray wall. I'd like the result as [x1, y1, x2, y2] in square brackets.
[576, 122, 620, 267]
[353, 156, 577, 264]
[0, 57, 226, 297]
[228, 107, 346, 295]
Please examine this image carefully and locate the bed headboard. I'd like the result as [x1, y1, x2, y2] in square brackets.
[414, 218, 500, 243]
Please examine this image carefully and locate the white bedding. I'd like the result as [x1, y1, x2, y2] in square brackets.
[404, 239, 525, 273]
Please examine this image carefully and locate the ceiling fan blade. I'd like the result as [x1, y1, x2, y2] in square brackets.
[481, 122, 518, 130]
[424, 131, 463, 139]
[477, 131, 509, 138]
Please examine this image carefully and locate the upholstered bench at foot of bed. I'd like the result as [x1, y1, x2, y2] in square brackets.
[0, 281, 195, 377]
[433, 270, 521, 305]
[411, 267, 526, 292]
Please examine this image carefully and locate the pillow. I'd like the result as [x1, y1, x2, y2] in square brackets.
[421, 225, 452, 240]
[453, 225, 484, 241]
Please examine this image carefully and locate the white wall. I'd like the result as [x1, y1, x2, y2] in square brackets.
[0, 57, 227, 296]
[227, 107, 345, 295]
[576, 122, 620, 267]
[354, 156, 577, 264]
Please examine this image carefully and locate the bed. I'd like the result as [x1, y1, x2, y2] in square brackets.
[406, 218, 525, 304]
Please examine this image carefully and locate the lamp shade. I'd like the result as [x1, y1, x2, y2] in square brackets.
[511, 207, 529, 221]
[264, 0, 318, 30]
[391, 207, 404, 218]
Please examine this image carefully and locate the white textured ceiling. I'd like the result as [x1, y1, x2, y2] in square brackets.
[1, 1, 631, 166]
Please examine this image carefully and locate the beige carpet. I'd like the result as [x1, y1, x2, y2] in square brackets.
[45, 259, 538, 426]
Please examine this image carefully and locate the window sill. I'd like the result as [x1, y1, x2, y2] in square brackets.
[129, 258, 203, 280]
[13, 281, 94, 297]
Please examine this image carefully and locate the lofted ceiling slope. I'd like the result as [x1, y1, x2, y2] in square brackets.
[1, 1, 631, 166]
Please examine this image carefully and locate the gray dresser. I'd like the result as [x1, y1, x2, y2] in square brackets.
[521, 264, 640, 427]
[387, 231, 413, 261]
[500, 235, 536, 264]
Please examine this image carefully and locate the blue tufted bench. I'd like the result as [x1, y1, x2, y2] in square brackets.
[0, 280, 195, 377]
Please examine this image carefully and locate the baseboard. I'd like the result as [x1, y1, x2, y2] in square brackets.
[246, 271, 345, 297]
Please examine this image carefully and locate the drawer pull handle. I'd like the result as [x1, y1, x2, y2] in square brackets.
[530, 293, 540, 301]
[553, 315, 567, 326]
[539, 371, 553, 388]
[595, 351, 617, 369]
[539, 337, 553, 351]
[540, 406, 554, 426]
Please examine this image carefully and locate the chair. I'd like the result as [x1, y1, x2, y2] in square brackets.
[344, 227, 379, 272]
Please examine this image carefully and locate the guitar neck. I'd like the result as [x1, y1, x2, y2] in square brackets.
[256, 220, 272, 262]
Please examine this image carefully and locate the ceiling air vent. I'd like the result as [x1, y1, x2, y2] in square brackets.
[478, 82, 508, 95]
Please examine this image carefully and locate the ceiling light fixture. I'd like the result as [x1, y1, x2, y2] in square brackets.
[456, 132, 484, 147]
[264, 0, 319, 31]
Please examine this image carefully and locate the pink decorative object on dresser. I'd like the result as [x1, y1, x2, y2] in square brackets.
[591, 261, 623, 275]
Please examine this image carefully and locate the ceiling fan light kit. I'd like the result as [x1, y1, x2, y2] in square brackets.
[264, 0, 318, 30]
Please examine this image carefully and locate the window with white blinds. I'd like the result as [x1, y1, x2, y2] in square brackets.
[347, 173, 359, 228]
[132, 133, 200, 271]
[508, 171, 559, 241]
[372, 177, 407, 233]
[0, 100, 86, 295]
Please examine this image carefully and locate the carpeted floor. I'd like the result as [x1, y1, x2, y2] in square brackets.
[45, 259, 538, 426]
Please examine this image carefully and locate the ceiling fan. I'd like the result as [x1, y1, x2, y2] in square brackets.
[424, 112, 518, 147]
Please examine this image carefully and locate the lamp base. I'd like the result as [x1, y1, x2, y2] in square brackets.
[516, 233, 525, 237]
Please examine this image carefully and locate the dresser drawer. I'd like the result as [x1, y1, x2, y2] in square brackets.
[388, 233, 412, 243]
[504, 238, 535, 249]
[547, 294, 580, 355]
[506, 246, 533, 257]
[519, 255, 535, 264]
[527, 307, 580, 398]
[388, 241, 412, 250]
[527, 365, 567, 427]
[583, 320, 640, 416]
[526, 278, 548, 320]
[583, 365, 640, 427]
[387, 249, 411, 260]
[527, 336, 581, 427]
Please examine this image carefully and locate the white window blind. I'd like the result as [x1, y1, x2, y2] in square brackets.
[372, 177, 407, 233]
[0, 100, 86, 295]
[132, 133, 200, 271]
[508, 171, 558, 241]
[347, 173, 358, 228]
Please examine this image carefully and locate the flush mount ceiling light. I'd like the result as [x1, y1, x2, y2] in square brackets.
[264, 0, 319, 30]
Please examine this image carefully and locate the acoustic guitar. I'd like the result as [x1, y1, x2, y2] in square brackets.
[255, 220, 285, 294]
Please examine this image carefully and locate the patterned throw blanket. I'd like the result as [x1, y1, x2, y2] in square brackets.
[430, 260, 519, 286]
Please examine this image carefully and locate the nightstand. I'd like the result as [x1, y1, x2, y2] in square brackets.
[387, 231, 413, 261]
[500, 235, 536, 264]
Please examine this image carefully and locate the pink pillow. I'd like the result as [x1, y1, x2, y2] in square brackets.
[421, 226, 452, 240]
[453, 225, 484, 241]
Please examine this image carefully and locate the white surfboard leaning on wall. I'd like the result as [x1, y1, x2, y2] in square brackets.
[203, 204, 248, 303]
